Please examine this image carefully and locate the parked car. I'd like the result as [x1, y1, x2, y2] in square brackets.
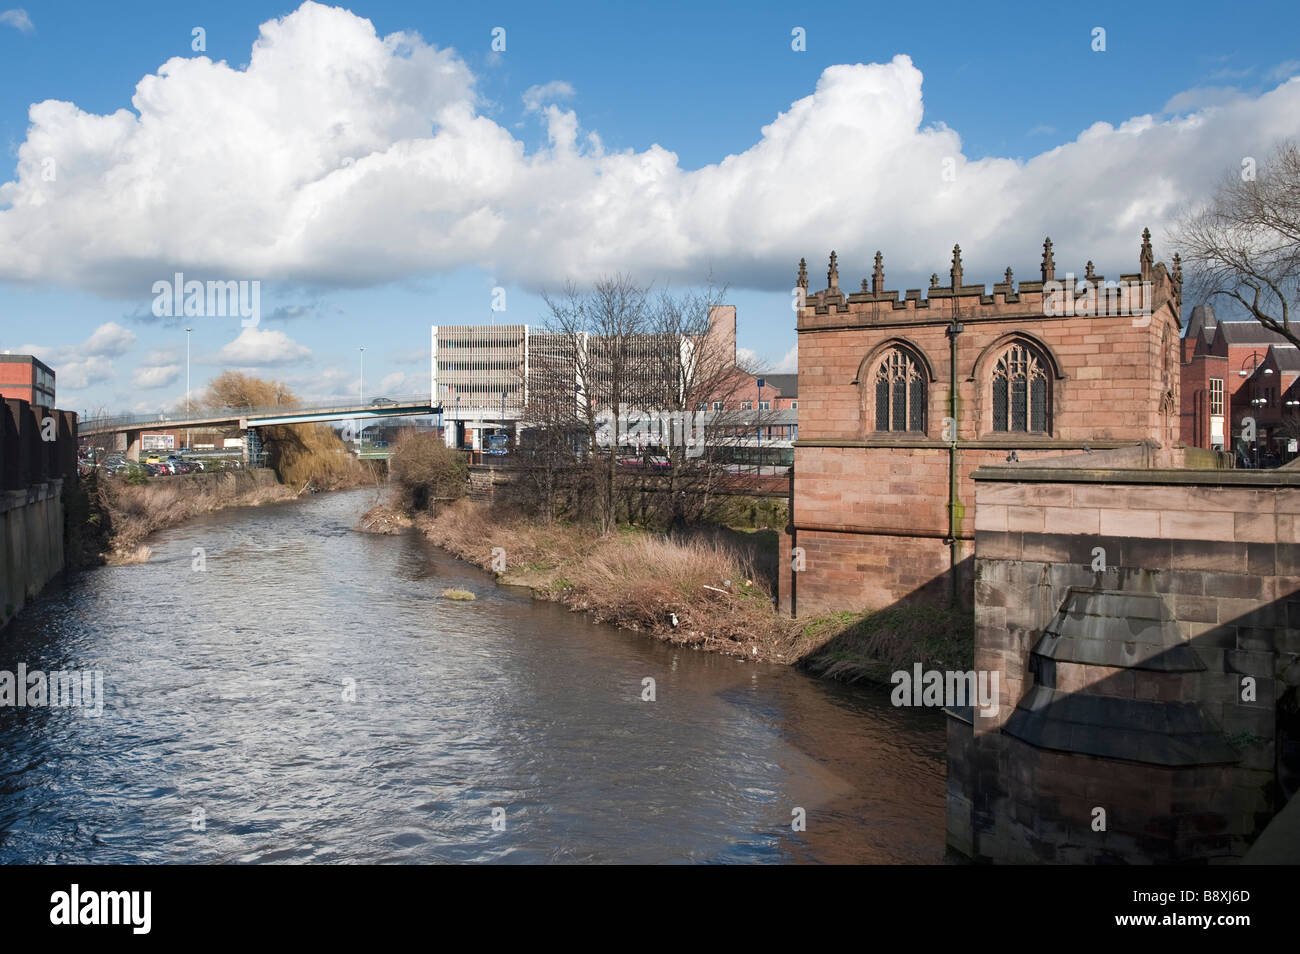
[370, 397, 397, 406]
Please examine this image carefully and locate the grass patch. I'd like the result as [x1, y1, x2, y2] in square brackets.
[414, 499, 975, 680]
[440, 588, 476, 601]
[798, 604, 975, 684]
[96, 469, 294, 561]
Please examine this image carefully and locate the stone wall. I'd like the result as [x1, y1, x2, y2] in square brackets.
[1, 399, 77, 630]
[950, 463, 1300, 863]
[0, 479, 64, 629]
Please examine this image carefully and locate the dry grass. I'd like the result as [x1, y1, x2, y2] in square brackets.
[797, 605, 976, 684]
[420, 500, 802, 661]
[98, 470, 294, 560]
[105, 544, 152, 566]
[415, 499, 977, 677]
[440, 588, 476, 601]
[357, 502, 413, 534]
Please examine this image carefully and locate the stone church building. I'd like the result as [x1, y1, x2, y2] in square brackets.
[781, 231, 1184, 615]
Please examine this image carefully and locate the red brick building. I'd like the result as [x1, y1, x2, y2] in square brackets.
[1236, 343, 1300, 465]
[1179, 303, 1297, 457]
[782, 232, 1183, 616]
[716, 372, 797, 412]
[0, 354, 56, 407]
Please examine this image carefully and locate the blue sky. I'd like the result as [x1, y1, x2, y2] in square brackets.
[1, 0, 1299, 415]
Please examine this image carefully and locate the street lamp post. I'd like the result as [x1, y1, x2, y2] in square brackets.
[1287, 398, 1300, 463]
[185, 327, 192, 452]
[756, 377, 765, 476]
[1239, 353, 1275, 467]
[359, 347, 365, 406]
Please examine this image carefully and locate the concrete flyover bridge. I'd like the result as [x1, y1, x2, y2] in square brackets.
[80, 395, 436, 461]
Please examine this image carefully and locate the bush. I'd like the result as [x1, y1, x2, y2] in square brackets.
[389, 433, 469, 512]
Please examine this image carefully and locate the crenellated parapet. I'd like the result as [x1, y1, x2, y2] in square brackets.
[797, 232, 1178, 328]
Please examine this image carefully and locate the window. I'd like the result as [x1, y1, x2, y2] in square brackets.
[758, 400, 770, 410]
[740, 401, 752, 410]
[992, 341, 1050, 433]
[873, 347, 926, 432]
[790, 401, 797, 409]
[1209, 378, 1224, 416]
[712, 401, 723, 411]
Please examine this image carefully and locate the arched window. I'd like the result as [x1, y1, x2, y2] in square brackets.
[992, 341, 1050, 433]
[873, 347, 926, 432]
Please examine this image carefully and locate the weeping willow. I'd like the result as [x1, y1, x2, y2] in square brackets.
[201, 371, 371, 488]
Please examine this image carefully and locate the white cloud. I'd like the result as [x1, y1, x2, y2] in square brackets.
[141, 346, 181, 364]
[738, 344, 798, 374]
[377, 370, 406, 394]
[1162, 86, 1249, 113]
[133, 364, 181, 389]
[1268, 60, 1300, 82]
[8, 321, 136, 392]
[2, 2, 1299, 302]
[522, 80, 574, 113]
[53, 357, 114, 391]
[1208, 66, 1253, 81]
[82, 321, 137, 357]
[16, 321, 135, 364]
[0, 9, 33, 33]
[214, 327, 312, 365]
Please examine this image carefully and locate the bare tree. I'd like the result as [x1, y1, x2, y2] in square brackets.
[1174, 139, 1300, 347]
[638, 283, 757, 528]
[541, 274, 653, 533]
[507, 331, 586, 522]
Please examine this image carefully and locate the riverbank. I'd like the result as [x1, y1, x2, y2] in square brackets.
[372, 498, 972, 682]
[90, 469, 296, 564]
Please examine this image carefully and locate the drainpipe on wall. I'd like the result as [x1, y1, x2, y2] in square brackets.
[946, 317, 964, 608]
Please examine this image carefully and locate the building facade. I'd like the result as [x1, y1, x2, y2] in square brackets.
[783, 232, 1182, 616]
[1179, 303, 1299, 461]
[430, 306, 740, 450]
[0, 354, 56, 407]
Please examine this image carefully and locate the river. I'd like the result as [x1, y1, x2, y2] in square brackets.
[0, 488, 946, 863]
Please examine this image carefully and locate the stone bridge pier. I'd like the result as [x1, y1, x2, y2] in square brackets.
[948, 456, 1300, 864]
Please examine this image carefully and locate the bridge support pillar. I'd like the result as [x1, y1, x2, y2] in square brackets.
[245, 427, 263, 467]
[124, 429, 142, 461]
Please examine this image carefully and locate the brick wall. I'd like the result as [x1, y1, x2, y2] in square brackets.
[951, 464, 1300, 863]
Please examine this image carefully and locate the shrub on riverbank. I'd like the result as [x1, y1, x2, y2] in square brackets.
[705, 495, 788, 530]
[201, 371, 375, 490]
[388, 432, 468, 512]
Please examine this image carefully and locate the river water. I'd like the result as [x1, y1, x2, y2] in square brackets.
[0, 489, 946, 864]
